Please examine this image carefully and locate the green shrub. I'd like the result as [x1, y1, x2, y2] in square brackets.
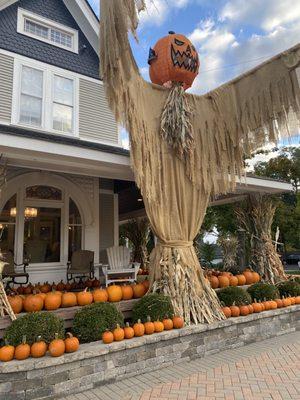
[132, 293, 174, 323]
[217, 286, 252, 306]
[72, 302, 123, 343]
[247, 283, 279, 301]
[277, 281, 300, 297]
[292, 276, 300, 285]
[4, 312, 64, 346]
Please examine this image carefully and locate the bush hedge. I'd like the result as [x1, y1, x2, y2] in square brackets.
[132, 293, 174, 323]
[277, 281, 300, 297]
[217, 286, 252, 306]
[72, 302, 123, 343]
[4, 312, 64, 346]
[247, 283, 279, 301]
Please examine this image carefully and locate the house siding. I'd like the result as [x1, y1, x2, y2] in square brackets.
[79, 79, 118, 144]
[0, 0, 99, 79]
[0, 53, 14, 123]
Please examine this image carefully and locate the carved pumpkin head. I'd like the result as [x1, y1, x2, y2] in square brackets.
[148, 31, 200, 90]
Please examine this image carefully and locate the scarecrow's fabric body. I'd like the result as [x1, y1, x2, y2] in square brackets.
[100, 0, 300, 324]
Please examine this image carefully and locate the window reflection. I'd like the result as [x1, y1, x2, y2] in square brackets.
[68, 199, 82, 260]
[0, 195, 16, 254]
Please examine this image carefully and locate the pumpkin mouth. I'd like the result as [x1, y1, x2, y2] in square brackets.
[171, 44, 199, 73]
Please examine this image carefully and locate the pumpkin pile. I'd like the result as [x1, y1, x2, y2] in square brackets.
[102, 315, 184, 344]
[0, 332, 79, 362]
[221, 295, 300, 318]
[206, 269, 261, 289]
[7, 281, 150, 315]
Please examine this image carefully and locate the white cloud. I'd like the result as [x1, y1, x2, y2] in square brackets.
[139, 0, 190, 27]
[220, 0, 300, 32]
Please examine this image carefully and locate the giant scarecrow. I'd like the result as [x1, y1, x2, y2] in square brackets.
[100, 0, 300, 324]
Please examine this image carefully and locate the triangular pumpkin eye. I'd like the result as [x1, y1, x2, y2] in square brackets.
[174, 38, 185, 46]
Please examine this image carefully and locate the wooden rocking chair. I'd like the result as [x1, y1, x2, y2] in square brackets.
[1, 252, 29, 289]
[67, 250, 94, 282]
[102, 246, 140, 287]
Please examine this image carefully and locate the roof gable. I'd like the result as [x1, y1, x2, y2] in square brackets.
[0, 0, 99, 54]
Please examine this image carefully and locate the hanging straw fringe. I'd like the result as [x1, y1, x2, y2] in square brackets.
[161, 84, 195, 158]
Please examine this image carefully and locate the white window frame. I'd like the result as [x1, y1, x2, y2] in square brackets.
[12, 58, 79, 137]
[17, 8, 79, 54]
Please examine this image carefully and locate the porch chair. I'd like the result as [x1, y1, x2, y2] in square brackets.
[67, 250, 94, 282]
[0, 252, 29, 288]
[102, 246, 140, 287]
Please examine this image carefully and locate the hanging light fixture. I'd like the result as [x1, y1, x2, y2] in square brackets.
[10, 207, 38, 218]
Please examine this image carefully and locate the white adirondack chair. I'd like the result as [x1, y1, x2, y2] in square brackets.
[102, 246, 140, 287]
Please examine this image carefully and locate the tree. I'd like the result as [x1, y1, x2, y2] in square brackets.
[253, 147, 300, 252]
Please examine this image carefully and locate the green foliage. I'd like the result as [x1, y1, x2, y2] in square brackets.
[4, 312, 64, 346]
[132, 293, 174, 323]
[217, 286, 252, 306]
[277, 281, 300, 297]
[294, 277, 300, 284]
[199, 242, 216, 267]
[247, 283, 279, 301]
[73, 303, 124, 343]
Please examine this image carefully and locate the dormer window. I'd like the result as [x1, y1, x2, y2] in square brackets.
[17, 8, 78, 53]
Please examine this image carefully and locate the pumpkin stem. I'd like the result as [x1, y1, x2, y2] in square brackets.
[125, 322, 130, 327]
[4, 339, 9, 346]
[54, 333, 59, 340]
[36, 335, 42, 342]
[22, 335, 27, 345]
[66, 332, 73, 339]
[147, 316, 151, 322]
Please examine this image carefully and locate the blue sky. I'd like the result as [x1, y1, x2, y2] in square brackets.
[89, 0, 300, 148]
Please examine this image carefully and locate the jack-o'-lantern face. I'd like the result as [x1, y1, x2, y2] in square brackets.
[148, 32, 200, 90]
[171, 37, 199, 74]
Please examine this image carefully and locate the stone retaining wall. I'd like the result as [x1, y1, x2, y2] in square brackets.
[0, 306, 299, 400]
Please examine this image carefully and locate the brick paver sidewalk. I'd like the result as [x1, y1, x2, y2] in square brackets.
[62, 331, 300, 400]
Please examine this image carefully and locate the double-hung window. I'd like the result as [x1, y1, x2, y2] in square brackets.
[13, 59, 78, 136]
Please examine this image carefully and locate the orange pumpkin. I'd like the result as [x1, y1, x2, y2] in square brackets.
[65, 332, 79, 353]
[102, 330, 114, 344]
[93, 288, 108, 303]
[239, 305, 249, 316]
[243, 271, 254, 285]
[149, 32, 200, 90]
[229, 276, 239, 287]
[31, 336, 47, 358]
[0, 341, 15, 362]
[289, 297, 296, 305]
[56, 280, 65, 291]
[260, 302, 266, 311]
[269, 300, 278, 310]
[121, 285, 134, 301]
[282, 297, 291, 307]
[236, 274, 247, 286]
[162, 318, 173, 330]
[218, 276, 230, 288]
[172, 316, 184, 329]
[24, 284, 33, 295]
[61, 292, 77, 308]
[275, 298, 283, 308]
[14, 336, 30, 361]
[153, 320, 164, 333]
[77, 288, 93, 306]
[295, 296, 300, 305]
[221, 306, 231, 318]
[252, 272, 260, 283]
[107, 285, 123, 302]
[142, 279, 150, 291]
[144, 317, 155, 335]
[230, 305, 240, 317]
[132, 283, 146, 299]
[209, 276, 219, 289]
[113, 324, 125, 341]
[48, 334, 65, 357]
[124, 322, 135, 339]
[252, 302, 262, 313]
[36, 292, 47, 302]
[247, 304, 254, 314]
[133, 319, 145, 337]
[93, 278, 100, 288]
[263, 301, 271, 310]
[40, 282, 51, 293]
[44, 291, 62, 311]
[7, 294, 23, 314]
[23, 294, 44, 312]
